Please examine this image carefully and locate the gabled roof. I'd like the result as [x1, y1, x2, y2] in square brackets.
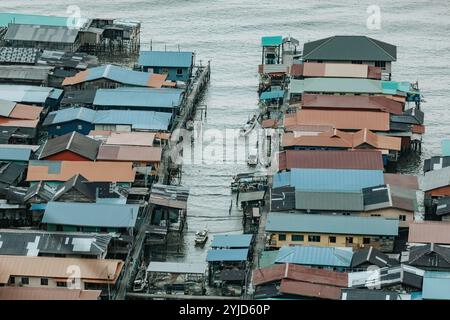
[26, 160, 136, 183]
[62, 64, 167, 88]
[302, 36, 397, 62]
[42, 202, 140, 228]
[52, 174, 96, 202]
[138, 51, 193, 68]
[408, 244, 450, 268]
[39, 131, 101, 160]
[408, 221, 450, 245]
[266, 212, 399, 236]
[0, 85, 62, 104]
[351, 246, 399, 268]
[275, 246, 353, 268]
[23, 181, 56, 203]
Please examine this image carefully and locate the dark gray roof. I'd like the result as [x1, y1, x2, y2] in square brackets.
[4, 24, 79, 44]
[407, 244, 450, 269]
[423, 156, 450, 173]
[389, 121, 411, 132]
[60, 90, 96, 107]
[0, 229, 112, 256]
[362, 185, 390, 211]
[0, 162, 26, 193]
[5, 186, 27, 204]
[23, 181, 55, 203]
[52, 174, 96, 202]
[271, 186, 296, 211]
[303, 36, 397, 62]
[436, 197, 450, 216]
[341, 289, 401, 300]
[295, 191, 364, 211]
[351, 246, 399, 268]
[149, 184, 189, 210]
[39, 131, 100, 161]
[391, 108, 424, 125]
[220, 269, 246, 281]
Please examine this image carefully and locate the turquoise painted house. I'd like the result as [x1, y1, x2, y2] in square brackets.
[138, 51, 194, 82]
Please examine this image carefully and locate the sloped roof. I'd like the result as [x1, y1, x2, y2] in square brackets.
[4, 24, 79, 44]
[149, 184, 189, 209]
[105, 132, 155, 147]
[290, 78, 383, 94]
[211, 234, 253, 249]
[423, 271, 450, 300]
[23, 181, 56, 203]
[62, 64, 167, 88]
[0, 12, 89, 28]
[384, 173, 419, 189]
[0, 287, 101, 300]
[0, 147, 31, 162]
[206, 249, 249, 262]
[341, 289, 401, 300]
[97, 145, 162, 162]
[52, 174, 96, 202]
[420, 166, 450, 192]
[302, 36, 397, 62]
[295, 191, 364, 211]
[138, 51, 193, 68]
[408, 244, 450, 267]
[351, 246, 399, 268]
[39, 131, 101, 160]
[408, 221, 450, 244]
[146, 262, 207, 274]
[275, 246, 353, 268]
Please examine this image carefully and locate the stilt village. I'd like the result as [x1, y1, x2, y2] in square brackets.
[0, 12, 449, 301]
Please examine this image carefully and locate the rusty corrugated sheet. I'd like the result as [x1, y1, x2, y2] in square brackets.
[8, 104, 43, 120]
[97, 145, 162, 162]
[384, 173, 419, 189]
[280, 279, 343, 300]
[0, 287, 101, 300]
[412, 124, 425, 134]
[408, 221, 450, 244]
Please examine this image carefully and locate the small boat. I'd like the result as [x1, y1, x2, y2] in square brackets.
[239, 114, 258, 136]
[194, 229, 208, 246]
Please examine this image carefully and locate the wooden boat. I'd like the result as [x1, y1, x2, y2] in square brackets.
[240, 114, 258, 136]
[194, 229, 208, 246]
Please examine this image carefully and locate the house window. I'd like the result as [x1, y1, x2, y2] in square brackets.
[77, 125, 83, 130]
[278, 234, 286, 241]
[308, 235, 321, 243]
[57, 281, 67, 287]
[346, 237, 354, 244]
[291, 234, 304, 242]
[56, 225, 63, 232]
[56, 125, 61, 130]
[399, 215, 406, 221]
[176, 68, 183, 75]
[21, 277, 29, 285]
[371, 214, 381, 217]
[363, 237, 371, 244]
[375, 61, 386, 69]
[9, 276, 15, 284]
[352, 60, 363, 64]
[41, 278, 48, 286]
[329, 236, 336, 243]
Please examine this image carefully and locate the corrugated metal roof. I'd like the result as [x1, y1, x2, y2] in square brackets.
[105, 132, 155, 147]
[42, 202, 139, 228]
[260, 90, 284, 100]
[206, 249, 249, 262]
[408, 221, 450, 244]
[0, 65, 52, 81]
[261, 36, 283, 47]
[97, 144, 162, 162]
[94, 87, 183, 108]
[266, 212, 399, 236]
[0, 147, 31, 161]
[0, 99, 16, 117]
[146, 262, 207, 274]
[278, 150, 384, 171]
[39, 131, 100, 160]
[295, 191, 364, 211]
[442, 140, 450, 157]
[0, 287, 101, 300]
[341, 289, 401, 300]
[138, 51, 193, 68]
[275, 246, 353, 267]
[211, 234, 253, 249]
[272, 168, 384, 192]
[0, 85, 57, 104]
[42, 107, 96, 126]
[422, 272, 450, 300]
[4, 24, 79, 44]
[291, 78, 383, 94]
[384, 173, 419, 189]
[302, 36, 397, 62]
[420, 166, 450, 192]
[0, 12, 89, 28]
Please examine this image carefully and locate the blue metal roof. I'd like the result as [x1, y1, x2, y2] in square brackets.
[266, 212, 399, 236]
[85, 65, 157, 87]
[275, 246, 353, 267]
[0, 12, 89, 28]
[261, 36, 283, 47]
[260, 90, 284, 100]
[206, 249, 249, 262]
[0, 147, 31, 161]
[42, 202, 139, 228]
[211, 234, 253, 249]
[94, 87, 184, 108]
[272, 168, 384, 192]
[423, 271, 450, 300]
[0, 85, 55, 103]
[138, 51, 193, 68]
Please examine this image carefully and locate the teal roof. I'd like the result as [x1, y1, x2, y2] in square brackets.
[138, 51, 193, 68]
[0, 147, 31, 162]
[276, 246, 353, 267]
[442, 140, 450, 157]
[206, 249, 249, 262]
[261, 36, 283, 47]
[0, 12, 89, 28]
[266, 212, 399, 236]
[211, 234, 252, 248]
[260, 90, 284, 100]
[423, 272, 450, 300]
[258, 250, 279, 268]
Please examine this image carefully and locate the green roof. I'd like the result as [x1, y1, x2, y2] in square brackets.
[302, 36, 397, 62]
[258, 250, 279, 268]
[0, 12, 89, 28]
[442, 140, 450, 157]
[261, 36, 283, 47]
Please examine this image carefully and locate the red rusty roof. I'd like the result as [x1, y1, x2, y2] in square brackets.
[384, 173, 419, 189]
[280, 279, 343, 300]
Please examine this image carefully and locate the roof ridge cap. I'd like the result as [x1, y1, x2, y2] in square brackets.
[303, 36, 334, 59]
[366, 37, 396, 61]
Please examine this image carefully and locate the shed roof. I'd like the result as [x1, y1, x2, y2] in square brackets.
[0, 147, 31, 162]
[206, 249, 249, 262]
[138, 51, 193, 68]
[302, 36, 397, 62]
[420, 166, 450, 192]
[291, 78, 383, 94]
[0, 12, 89, 28]
[341, 289, 401, 300]
[295, 191, 364, 211]
[211, 234, 253, 249]
[278, 150, 383, 171]
[0, 85, 59, 104]
[423, 272, 450, 300]
[408, 221, 450, 245]
[275, 246, 353, 267]
[4, 24, 80, 44]
[62, 64, 167, 88]
[26, 160, 136, 183]
[0, 287, 101, 300]
[266, 212, 399, 236]
[42, 202, 139, 228]
[146, 262, 207, 274]
[97, 144, 162, 162]
[260, 90, 284, 100]
[0, 255, 123, 284]
[261, 36, 283, 47]
[39, 131, 101, 160]
[105, 132, 155, 147]
[149, 184, 189, 209]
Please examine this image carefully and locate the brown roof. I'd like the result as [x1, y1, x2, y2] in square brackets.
[26, 161, 136, 182]
[0, 255, 124, 284]
[252, 263, 348, 287]
[0, 287, 101, 300]
[352, 129, 401, 151]
[0, 118, 39, 128]
[280, 279, 342, 300]
[278, 149, 383, 171]
[384, 173, 419, 189]
[301, 94, 403, 114]
[285, 109, 390, 131]
[97, 145, 162, 162]
[105, 131, 155, 147]
[408, 221, 450, 244]
[62, 69, 88, 86]
[9, 104, 43, 120]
